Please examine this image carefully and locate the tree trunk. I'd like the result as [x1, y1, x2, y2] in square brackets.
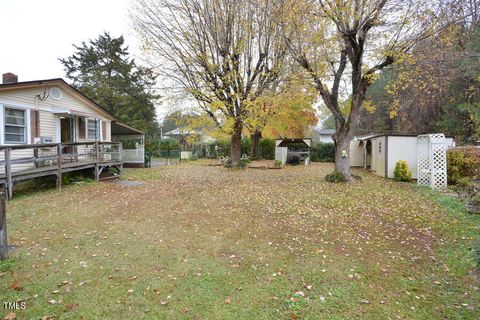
[333, 128, 352, 181]
[250, 131, 261, 159]
[230, 120, 243, 166]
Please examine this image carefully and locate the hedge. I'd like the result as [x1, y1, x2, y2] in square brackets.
[311, 143, 335, 162]
[447, 147, 480, 184]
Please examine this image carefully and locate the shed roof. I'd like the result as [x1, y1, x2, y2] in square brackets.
[275, 138, 312, 148]
[354, 133, 455, 140]
[111, 121, 144, 135]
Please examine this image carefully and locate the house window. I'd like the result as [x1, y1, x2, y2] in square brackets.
[4, 107, 26, 144]
[87, 119, 100, 140]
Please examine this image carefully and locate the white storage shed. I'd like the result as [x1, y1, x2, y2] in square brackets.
[349, 134, 455, 179]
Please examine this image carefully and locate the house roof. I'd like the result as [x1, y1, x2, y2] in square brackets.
[0, 78, 118, 121]
[319, 129, 336, 135]
[163, 128, 182, 135]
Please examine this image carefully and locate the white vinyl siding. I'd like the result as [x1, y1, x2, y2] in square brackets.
[39, 110, 57, 141]
[0, 86, 113, 144]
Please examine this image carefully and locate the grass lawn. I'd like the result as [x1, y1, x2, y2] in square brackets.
[1, 162, 479, 319]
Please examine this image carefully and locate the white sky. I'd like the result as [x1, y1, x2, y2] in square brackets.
[0, 0, 141, 80]
[0, 0, 173, 119]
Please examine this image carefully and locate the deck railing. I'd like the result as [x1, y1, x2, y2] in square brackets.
[123, 148, 144, 163]
[0, 142, 123, 199]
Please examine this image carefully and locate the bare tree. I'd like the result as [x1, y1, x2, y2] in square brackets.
[132, 0, 287, 165]
[284, 0, 446, 180]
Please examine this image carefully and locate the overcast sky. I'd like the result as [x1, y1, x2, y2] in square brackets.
[0, 0, 176, 118]
[0, 0, 141, 80]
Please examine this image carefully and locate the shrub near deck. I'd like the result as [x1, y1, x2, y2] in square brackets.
[0, 163, 479, 319]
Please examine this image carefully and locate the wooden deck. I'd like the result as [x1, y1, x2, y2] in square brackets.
[0, 142, 123, 199]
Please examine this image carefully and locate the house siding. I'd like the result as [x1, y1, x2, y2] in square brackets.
[0, 86, 113, 143]
[0, 84, 115, 173]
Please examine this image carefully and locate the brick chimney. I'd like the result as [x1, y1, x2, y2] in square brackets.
[2, 73, 18, 84]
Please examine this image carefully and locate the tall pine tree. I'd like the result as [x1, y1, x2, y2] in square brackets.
[60, 32, 159, 134]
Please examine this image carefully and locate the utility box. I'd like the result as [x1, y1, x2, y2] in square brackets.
[35, 136, 53, 144]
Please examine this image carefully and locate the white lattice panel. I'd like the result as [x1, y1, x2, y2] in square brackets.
[417, 134, 447, 190]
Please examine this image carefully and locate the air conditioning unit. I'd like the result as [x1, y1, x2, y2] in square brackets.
[35, 136, 53, 144]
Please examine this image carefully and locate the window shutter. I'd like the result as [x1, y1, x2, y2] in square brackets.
[30, 109, 39, 143]
[78, 117, 86, 139]
[102, 121, 107, 141]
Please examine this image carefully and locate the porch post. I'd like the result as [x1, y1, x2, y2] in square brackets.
[56, 144, 63, 191]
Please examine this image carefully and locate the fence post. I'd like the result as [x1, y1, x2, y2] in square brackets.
[0, 192, 7, 260]
[5, 148, 12, 200]
[56, 144, 63, 191]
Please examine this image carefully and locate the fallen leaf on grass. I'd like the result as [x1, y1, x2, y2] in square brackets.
[3, 312, 16, 320]
[66, 303, 78, 310]
[224, 297, 232, 304]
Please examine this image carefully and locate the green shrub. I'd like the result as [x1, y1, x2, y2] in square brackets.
[259, 138, 275, 160]
[311, 143, 335, 162]
[469, 192, 480, 206]
[208, 139, 230, 158]
[393, 160, 413, 182]
[325, 171, 347, 183]
[447, 147, 480, 184]
[159, 138, 180, 152]
[274, 160, 282, 167]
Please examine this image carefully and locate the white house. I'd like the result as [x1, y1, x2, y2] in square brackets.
[318, 129, 335, 143]
[349, 133, 455, 179]
[0, 73, 144, 169]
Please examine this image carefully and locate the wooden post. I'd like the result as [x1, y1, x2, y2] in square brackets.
[33, 147, 39, 168]
[94, 142, 100, 182]
[5, 148, 12, 200]
[0, 192, 7, 260]
[56, 144, 62, 191]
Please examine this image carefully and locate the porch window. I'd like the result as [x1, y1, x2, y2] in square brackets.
[4, 107, 26, 144]
[87, 119, 100, 140]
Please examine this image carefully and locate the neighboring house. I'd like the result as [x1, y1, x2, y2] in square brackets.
[318, 129, 335, 143]
[163, 128, 214, 147]
[0, 73, 144, 170]
[349, 133, 455, 179]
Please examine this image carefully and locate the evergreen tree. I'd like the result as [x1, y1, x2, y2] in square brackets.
[60, 32, 159, 134]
